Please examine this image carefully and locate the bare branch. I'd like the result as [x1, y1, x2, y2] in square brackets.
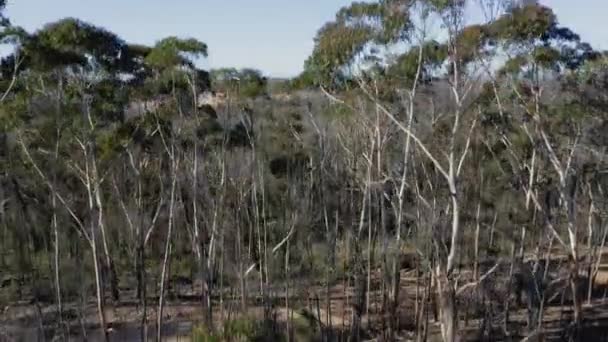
[272, 217, 297, 254]
[456, 261, 502, 296]
[0, 54, 23, 103]
[18, 134, 92, 244]
[356, 81, 450, 181]
[457, 116, 478, 177]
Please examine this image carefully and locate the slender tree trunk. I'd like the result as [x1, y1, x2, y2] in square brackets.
[78, 258, 88, 341]
[504, 241, 516, 335]
[191, 144, 213, 329]
[50, 134, 64, 337]
[219, 211, 225, 323]
[92, 238, 109, 342]
[206, 153, 225, 326]
[570, 250, 582, 333]
[237, 205, 247, 313]
[591, 221, 608, 303]
[489, 213, 497, 249]
[87, 156, 109, 342]
[18, 136, 109, 340]
[366, 189, 373, 322]
[586, 195, 595, 305]
[350, 154, 372, 341]
[473, 204, 481, 281]
[436, 270, 457, 342]
[157, 156, 177, 342]
[350, 245, 366, 342]
[285, 239, 292, 342]
[51, 193, 64, 336]
[139, 243, 148, 342]
[86, 100, 119, 305]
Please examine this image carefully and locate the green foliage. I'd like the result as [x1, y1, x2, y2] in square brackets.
[119, 43, 153, 80]
[304, 0, 414, 88]
[305, 22, 374, 87]
[532, 46, 560, 69]
[0, 25, 28, 46]
[238, 69, 268, 98]
[0, 0, 7, 24]
[21, 18, 124, 71]
[192, 318, 271, 342]
[192, 325, 221, 342]
[97, 128, 125, 161]
[223, 318, 260, 340]
[500, 55, 527, 75]
[145, 36, 207, 70]
[427, 0, 466, 13]
[211, 68, 267, 98]
[577, 54, 608, 85]
[456, 24, 487, 63]
[385, 40, 447, 88]
[336, 2, 384, 22]
[0, 91, 27, 129]
[489, 4, 556, 43]
[487, 4, 595, 72]
[289, 69, 318, 90]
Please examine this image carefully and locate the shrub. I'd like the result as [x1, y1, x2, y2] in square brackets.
[192, 317, 271, 342]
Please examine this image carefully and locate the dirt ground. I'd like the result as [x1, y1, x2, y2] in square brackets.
[4, 266, 608, 341]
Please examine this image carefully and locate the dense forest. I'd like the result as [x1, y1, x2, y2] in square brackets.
[1, 0, 608, 341]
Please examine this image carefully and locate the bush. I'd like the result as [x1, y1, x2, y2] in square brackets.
[192, 318, 272, 342]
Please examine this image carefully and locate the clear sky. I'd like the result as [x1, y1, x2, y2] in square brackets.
[4, 0, 607, 78]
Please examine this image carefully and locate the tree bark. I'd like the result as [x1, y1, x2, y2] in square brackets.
[157, 155, 177, 342]
[436, 271, 457, 342]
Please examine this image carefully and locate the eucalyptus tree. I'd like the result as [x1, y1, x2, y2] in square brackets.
[0, 16, 209, 339]
[210, 67, 267, 98]
[144, 36, 208, 96]
[304, 0, 477, 339]
[475, 4, 601, 333]
[304, 0, 415, 89]
[301, 0, 605, 340]
[2, 18, 136, 340]
[138, 35, 215, 338]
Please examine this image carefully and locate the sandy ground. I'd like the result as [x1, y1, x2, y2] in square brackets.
[4, 264, 608, 341]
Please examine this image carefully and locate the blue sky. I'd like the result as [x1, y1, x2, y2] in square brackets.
[4, 0, 607, 77]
